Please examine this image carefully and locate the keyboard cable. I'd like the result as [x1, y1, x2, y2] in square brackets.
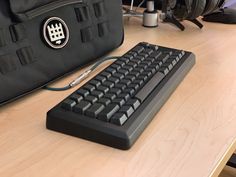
[43, 56, 120, 91]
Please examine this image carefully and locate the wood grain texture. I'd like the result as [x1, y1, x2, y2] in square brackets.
[0, 18, 236, 177]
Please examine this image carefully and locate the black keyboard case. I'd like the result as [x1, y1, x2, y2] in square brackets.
[0, 0, 124, 105]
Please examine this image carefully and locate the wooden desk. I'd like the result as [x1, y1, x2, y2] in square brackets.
[0, 18, 236, 177]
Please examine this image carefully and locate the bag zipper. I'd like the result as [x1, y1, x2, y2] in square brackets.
[23, 0, 83, 20]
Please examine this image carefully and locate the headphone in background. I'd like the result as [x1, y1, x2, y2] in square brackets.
[171, 0, 224, 20]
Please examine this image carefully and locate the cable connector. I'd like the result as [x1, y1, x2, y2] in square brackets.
[44, 56, 119, 91]
[69, 69, 92, 88]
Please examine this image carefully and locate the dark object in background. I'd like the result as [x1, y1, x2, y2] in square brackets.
[122, 0, 163, 10]
[122, 0, 144, 6]
[203, 0, 236, 24]
[227, 153, 236, 168]
[203, 7, 236, 24]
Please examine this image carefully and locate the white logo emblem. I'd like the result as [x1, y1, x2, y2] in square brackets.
[43, 17, 69, 49]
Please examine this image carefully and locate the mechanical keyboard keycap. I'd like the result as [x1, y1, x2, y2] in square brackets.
[111, 113, 128, 126]
[73, 100, 91, 114]
[98, 104, 120, 121]
[61, 99, 76, 111]
[85, 103, 105, 118]
[47, 42, 195, 150]
[70, 94, 83, 103]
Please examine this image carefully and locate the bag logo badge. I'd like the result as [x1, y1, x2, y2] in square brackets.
[43, 17, 69, 49]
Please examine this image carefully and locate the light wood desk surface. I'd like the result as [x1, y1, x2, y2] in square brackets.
[0, 17, 236, 177]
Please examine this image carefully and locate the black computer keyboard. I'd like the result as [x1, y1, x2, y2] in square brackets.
[46, 42, 195, 150]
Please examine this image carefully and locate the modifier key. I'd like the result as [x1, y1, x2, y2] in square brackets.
[119, 106, 134, 118]
[74, 101, 91, 114]
[111, 113, 128, 126]
[126, 99, 141, 110]
[61, 99, 76, 111]
[85, 103, 105, 118]
[98, 104, 120, 122]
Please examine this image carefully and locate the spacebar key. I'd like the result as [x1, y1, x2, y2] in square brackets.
[135, 72, 164, 102]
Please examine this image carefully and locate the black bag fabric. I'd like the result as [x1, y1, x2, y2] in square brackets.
[203, 7, 236, 24]
[0, 0, 124, 105]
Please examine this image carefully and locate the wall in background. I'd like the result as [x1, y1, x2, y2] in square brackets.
[224, 0, 236, 8]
